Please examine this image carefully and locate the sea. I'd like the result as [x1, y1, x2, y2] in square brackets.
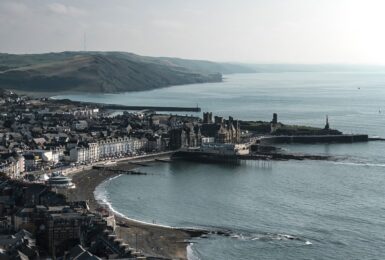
[56, 69, 385, 260]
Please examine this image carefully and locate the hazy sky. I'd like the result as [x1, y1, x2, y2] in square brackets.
[1, 0, 385, 64]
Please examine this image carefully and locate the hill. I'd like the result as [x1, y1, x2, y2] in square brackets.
[0, 52, 254, 94]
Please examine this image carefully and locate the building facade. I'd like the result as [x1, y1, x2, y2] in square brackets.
[0, 153, 25, 178]
[69, 137, 148, 163]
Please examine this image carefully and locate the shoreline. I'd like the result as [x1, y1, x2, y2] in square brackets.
[13, 76, 225, 99]
[64, 158, 194, 260]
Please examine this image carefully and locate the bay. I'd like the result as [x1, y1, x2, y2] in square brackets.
[60, 71, 385, 259]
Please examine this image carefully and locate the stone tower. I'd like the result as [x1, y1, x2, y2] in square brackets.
[203, 112, 213, 124]
[270, 113, 279, 133]
[324, 115, 330, 130]
[272, 113, 278, 125]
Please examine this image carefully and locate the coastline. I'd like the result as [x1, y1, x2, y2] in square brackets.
[64, 160, 194, 260]
[13, 76, 224, 99]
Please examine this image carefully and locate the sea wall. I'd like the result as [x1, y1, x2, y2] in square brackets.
[259, 134, 368, 144]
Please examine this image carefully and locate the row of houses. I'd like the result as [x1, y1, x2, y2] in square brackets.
[69, 136, 150, 163]
[0, 149, 63, 177]
[0, 135, 161, 176]
[0, 153, 25, 178]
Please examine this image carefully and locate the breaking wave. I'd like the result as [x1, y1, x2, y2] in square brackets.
[332, 161, 385, 168]
[94, 175, 181, 229]
[229, 232, 313, 245]
[94, 175, 217, 234]
[187, 243, 201, 260]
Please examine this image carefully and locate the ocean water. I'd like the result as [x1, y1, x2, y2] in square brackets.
[63, 71, 385, 260]
[56, 71, 385, 135]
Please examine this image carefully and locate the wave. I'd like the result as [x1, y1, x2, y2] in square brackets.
[229, 232, 312, 245]
[187, 243, 201, 260]
[332, 161, 385, 168]
[191, 224, 313, 246]
[185, 232, 313, 260]
[94, 175, 173, 228]
[94, 174, 127, 220]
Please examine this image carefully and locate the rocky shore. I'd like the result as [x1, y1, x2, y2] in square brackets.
[64, 161, 193, 260]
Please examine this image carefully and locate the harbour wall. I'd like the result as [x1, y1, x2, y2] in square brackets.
[60, 100, 201, 112]
[259, 134, 368, 145]
[101, 104, 201, 112]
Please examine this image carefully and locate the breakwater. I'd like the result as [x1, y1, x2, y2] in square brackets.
[101, 103, 201, 112]
[259, 134, 368, 144]
[53, 99, 201, 112]
[239, 153, 333, 161]
[92, 166, 148, 175]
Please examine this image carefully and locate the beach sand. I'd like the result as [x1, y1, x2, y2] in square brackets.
[64, 162, 193, 260]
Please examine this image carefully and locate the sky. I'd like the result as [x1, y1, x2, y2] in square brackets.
[1, 0, 385, 64]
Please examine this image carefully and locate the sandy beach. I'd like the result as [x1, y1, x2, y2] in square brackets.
[64, 160, 193, 260]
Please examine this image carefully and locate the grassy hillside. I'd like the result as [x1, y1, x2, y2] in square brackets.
[0, 52, 254, 94]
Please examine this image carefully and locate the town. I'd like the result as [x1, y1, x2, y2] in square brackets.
[0, 89, 254, 179]
[0, 89, 264, 259]
[0, 89, 369, 259]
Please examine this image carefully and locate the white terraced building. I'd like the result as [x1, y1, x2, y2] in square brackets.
[69, 137, 148, 163]
[0, 155, 25, 178]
